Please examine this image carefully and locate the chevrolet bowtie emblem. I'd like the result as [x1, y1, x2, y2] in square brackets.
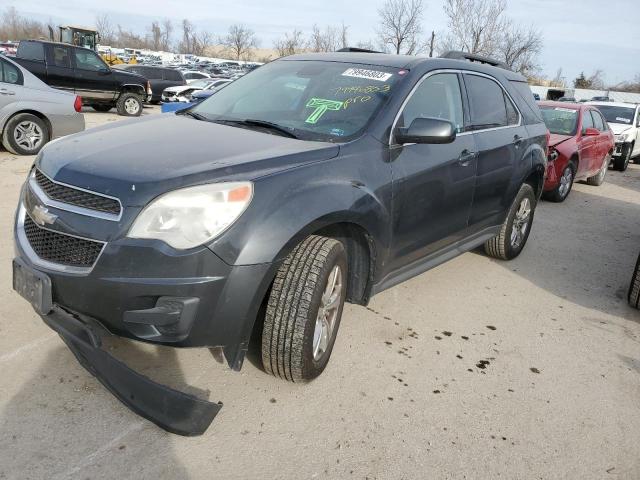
[31, 204, 57, 226]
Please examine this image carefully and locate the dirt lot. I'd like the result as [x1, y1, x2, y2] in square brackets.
[1, 107, 639, 479]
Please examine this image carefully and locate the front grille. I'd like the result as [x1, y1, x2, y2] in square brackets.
[35, 169, 121, 215]
[23, 214, 104, 267]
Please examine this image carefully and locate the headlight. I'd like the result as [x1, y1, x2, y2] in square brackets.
[128, 182, 253, 249]
[548, 148, 559, 161]
[616, 133, 629, 142]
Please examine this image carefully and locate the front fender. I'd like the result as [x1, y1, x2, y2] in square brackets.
[209, 145, 393, 270]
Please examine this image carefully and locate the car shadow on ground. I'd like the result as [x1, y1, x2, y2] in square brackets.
[480, 182, 640, 323]
[596, 163, 640, 194]
[0, 339, 194, 479]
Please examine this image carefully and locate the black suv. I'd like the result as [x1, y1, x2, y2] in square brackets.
[13, 40, 151, 116]
[12, 51, 547, 435]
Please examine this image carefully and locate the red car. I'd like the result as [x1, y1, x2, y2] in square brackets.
[539, 101, 614, 202]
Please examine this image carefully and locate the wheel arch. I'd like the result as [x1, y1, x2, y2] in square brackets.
[1, 109, 52, 138]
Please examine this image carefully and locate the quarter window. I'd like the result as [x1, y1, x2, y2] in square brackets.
[582, 110, 594, 132]
[505, 92, 519, 125]
[465, 74, 511, 129]
[399, 73, 464, 133]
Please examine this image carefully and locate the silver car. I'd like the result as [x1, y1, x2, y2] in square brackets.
[0, 54, 84, 155]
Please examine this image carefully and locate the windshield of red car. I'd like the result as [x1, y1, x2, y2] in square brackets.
[540, 106, 578, 136]
[594, 105, 634, 125]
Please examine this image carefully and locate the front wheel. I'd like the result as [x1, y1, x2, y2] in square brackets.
[543, 163, 574, 202]
[261, 235, 347, 382]
[1, 113, 50, 156]
[484, 183, 536, 260]
[116, 93, 143, 117]
[612, 144, 631, 171]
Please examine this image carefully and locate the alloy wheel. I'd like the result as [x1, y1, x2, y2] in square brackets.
[510, 197, 531, 249]
[312, 264, 343, 361]
[557, 166, 573, 199]
[14, 121, 43, 151]
[124, 98, 140, 115]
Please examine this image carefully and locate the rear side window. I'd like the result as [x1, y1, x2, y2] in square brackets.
[163, 69, 183, 81]
[145, 68, 163, 79]
[465, 74, 508, 129]
[18, 41, 44, 61]
[50, 46, 71, 68]
[509, 80, 544, 124]
[400, 72, 464, 133]
[0, 59, 22, 85]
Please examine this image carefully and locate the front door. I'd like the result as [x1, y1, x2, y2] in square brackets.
[72, 48, 117, 102]
[463, 73, 529, 228]
[387, 72, 477, 272]
[578, 110, 597, 176]
[44, 44, 75, 93]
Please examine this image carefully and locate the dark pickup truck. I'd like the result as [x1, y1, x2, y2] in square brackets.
[12, 40, 151, 116]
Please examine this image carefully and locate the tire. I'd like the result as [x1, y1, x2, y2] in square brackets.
[116, 93, 143, 117]
[91, 104, 113, 112]
[1, 113, 49, 156]
[629, 252, 640, 310]
[613, 144, 631, 171]
[484, 183, 536, 261]
[543, 162, 575, 202]
[261, 235, 348, 382]
[587, 154, 609, 186]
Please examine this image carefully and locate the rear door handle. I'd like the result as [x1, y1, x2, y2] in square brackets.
[457, 149, 476, 166]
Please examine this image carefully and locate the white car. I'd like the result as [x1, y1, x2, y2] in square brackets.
[0, 54, 84, 155]
[587, 101, 640, 171]
[161, 79, 231, 103]
[182, 70, 211, 84]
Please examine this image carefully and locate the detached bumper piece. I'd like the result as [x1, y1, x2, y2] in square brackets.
[42, 307, 222, 436]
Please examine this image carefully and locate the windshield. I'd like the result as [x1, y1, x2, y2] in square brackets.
[594, 105, 634, 125]
[540, 106, 578, 135]
[191, 60, 401, 142]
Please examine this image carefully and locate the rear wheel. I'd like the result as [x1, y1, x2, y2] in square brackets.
[91, 104, 113, 112]
[587, 155, 609, 186]
[1, 113, 49, 156]
[613, 144, 631, 171]
[484, 184, 536, 260]
[116, 93, 143, 117]
[261, 235, 347, 382]
[629, 252, 640, 309]
[544, 162, 575, 202]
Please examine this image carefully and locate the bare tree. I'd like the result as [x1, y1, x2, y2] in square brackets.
[149, 21, 162, 51]
[307, 24, 340, 52]
[274, 29, 305, 57]
[161, 19, 173, 51]
[192, 31, 212, 56]
[179, 19, 195, 53]
[499, 21, 542, 76]
[221, 24, 259, 60]
[550, 68, 565, 88]
[339, 22, 349, 50]
[0, 6, 48, 41]
[95, 14, 116, 45]
[376, 0, 425, 54]
[440, 0, 506, 55]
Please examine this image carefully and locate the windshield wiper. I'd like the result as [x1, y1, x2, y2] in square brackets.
[214, 118, 299, 139]
[177, 110, 208, 121]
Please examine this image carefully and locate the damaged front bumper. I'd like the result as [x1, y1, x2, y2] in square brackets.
[41, 304, 222, 436]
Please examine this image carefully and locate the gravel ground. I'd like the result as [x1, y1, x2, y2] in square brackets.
[1, 106, 639, 480]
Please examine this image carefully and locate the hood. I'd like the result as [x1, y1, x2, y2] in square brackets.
[37, 114, 339, 207]
[164, 84, 197, 94]
[111, 68, 146, 85]
[608, 123, 632, 135]
[549, 133, 574, 148]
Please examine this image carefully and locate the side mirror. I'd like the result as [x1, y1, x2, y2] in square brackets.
[395, 117, 456, 145]
[583, 127, 599, 136]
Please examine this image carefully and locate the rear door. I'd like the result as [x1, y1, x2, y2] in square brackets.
[589, 109, 608, 172]
[0, 58, 25, 110]
[463, 72, 529, 229]
[44, 44, 75, 92]
[578, 110, 597, 176]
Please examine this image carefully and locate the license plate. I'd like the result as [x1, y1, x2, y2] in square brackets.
[13, 259, 52, 315]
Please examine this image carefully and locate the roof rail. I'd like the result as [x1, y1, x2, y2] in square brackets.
[336, 47, 385, 54]
[439, 50, 511, 71]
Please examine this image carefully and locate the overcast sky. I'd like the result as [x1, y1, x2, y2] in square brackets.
[10, 0, 640, 84]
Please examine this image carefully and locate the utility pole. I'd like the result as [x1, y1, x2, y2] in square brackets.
[429, 31, 435, 57]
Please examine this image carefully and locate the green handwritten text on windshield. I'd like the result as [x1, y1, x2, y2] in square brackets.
[305, 98, 344, 124]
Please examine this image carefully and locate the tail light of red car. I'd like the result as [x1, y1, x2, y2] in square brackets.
[74, 96, 82, 113]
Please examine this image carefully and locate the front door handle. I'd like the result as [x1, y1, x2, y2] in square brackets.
[457, 149, 476, 166]
[0, 88, 15, 96]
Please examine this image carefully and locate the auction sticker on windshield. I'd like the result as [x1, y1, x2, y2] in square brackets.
[342, 68, 392, 82]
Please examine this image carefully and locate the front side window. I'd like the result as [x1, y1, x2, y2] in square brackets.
[590, 110, 605, 131]
[582, 110, 594, 132]
[192, 60, 401, 142]
[465, 74, 510, 129]
[74, 49, 107, 71]
[398, 72, 464, 133]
